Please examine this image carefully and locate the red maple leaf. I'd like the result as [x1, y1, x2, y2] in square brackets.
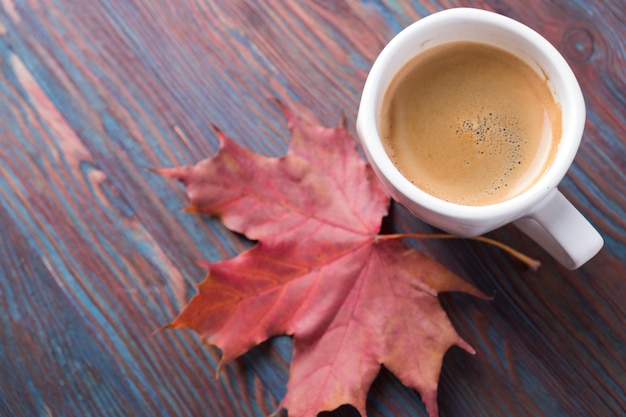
[157, 103, 489, 417]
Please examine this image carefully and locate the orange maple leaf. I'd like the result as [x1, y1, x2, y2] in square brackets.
[157, 103, 488, 417]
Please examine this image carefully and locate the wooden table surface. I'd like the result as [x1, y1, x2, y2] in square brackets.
[1, 1, 624, 416]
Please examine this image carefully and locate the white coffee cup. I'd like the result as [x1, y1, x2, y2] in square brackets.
[357, 8, 603, 269]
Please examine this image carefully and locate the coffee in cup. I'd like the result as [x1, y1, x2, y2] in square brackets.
[379, 41, 561, 206]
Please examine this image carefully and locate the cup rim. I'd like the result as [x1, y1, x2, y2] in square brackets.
[357, 7, 586, 222]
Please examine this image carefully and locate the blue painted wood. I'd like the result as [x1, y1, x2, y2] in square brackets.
[0, 1, 624, 416]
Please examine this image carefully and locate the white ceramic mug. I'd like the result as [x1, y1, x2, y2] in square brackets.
[357, 8, 603, 269]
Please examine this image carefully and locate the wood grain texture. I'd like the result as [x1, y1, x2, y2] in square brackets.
[0, 1, 624, 417]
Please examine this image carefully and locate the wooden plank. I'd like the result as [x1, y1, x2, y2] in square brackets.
[0, 1, 624, 416]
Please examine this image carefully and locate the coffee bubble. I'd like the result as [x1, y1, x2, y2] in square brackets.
[453, 109, 531, 202]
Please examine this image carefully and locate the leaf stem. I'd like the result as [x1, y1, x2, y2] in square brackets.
[378, 233, 541, 270]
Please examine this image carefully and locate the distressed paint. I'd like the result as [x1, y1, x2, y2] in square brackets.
[0, 1, 624, 417]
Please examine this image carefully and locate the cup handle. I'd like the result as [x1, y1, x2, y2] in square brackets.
[513, 189, 603, 269]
